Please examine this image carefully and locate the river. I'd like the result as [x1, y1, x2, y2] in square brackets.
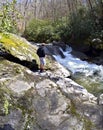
[53, 45, 103, 96]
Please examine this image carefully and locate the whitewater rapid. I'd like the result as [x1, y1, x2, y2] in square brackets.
[53, 46, 103, 78]
[53, 45, 103, 95]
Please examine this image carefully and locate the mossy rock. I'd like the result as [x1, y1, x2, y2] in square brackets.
[0, 33, 39, 62]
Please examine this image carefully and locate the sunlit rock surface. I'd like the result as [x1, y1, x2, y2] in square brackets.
[0, 33, 38, 61]
[0, 33, 103, 130]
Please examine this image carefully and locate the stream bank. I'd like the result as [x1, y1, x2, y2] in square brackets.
[0, 33, 103, 130]
[43, 42, 103, 97]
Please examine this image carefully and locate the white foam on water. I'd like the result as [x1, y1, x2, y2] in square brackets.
[53, 46, 103, 78]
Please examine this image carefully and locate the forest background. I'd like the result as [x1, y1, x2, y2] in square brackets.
[0, 0, 103, 53]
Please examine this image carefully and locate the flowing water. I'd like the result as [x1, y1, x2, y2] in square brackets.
[53, 46, 103, 96]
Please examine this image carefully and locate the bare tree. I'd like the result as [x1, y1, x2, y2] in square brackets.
[5, 0, 101, 32]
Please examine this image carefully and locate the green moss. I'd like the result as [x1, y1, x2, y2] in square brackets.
[3, 99, 9, 115]
[0, 32, 38, 61]
[45, 56, 58, 71]
[83, 117, 93, 130]
[0, 85, 12, 115]
[0, 33, 28, 48]
[73, 75, 103, 96]
[70, 101, 80, 117]
[45, 58, 52, 70]
[24, 115, 35, 130]
[14, 67, 22, 74]
[12, 88, 34, 115]
[0, 33, 29, 57]
[69, 100, 93, 130]
[0, 86, 11, 101]
[9, 88, 36, 129]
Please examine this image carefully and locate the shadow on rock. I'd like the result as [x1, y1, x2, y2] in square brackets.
[0, 124, 14, 130]
[0, 52, 38, 72]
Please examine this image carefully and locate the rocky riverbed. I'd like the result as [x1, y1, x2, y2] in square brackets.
[0, 33, 103, 130]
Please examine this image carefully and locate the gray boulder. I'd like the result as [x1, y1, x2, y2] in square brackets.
[0, 33, 103, 130]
